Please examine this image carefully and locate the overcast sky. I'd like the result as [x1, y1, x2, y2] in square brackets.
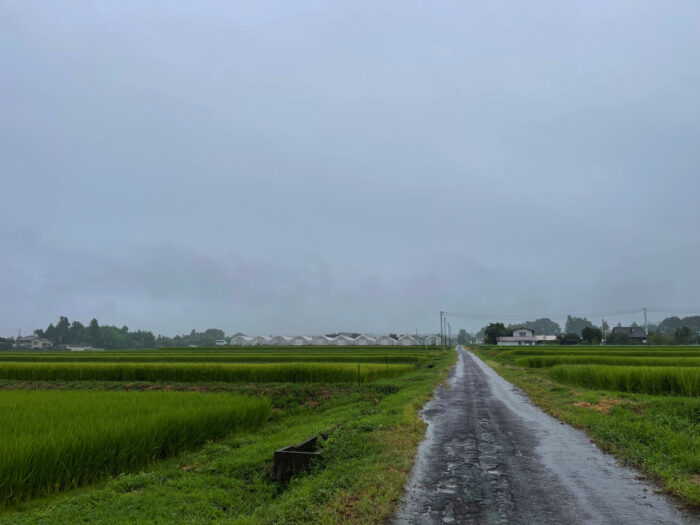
[2, 1, 699, 337]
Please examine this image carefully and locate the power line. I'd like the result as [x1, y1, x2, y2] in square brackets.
[442, 307, 700, 322]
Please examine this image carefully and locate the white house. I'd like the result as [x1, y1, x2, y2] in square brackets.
[376, 335, 396, 346]
[311, 335, 334, 345]
[398, 335, 418, 346]
[290, 335, 312, 346]
[423, 335, 440, 346]
[15, 335, 53, 350]
[497, 327, 537, 346]
[352, 335, 376, 346]
[251, 336, 269, 346]
[230, 335, 254, 346]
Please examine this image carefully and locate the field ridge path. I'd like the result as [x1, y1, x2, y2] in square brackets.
[391, 346, 697, 524]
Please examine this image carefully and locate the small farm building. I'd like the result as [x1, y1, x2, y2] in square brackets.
[251, 336, 269, 346]
[376, 335, 396, 346]
[290, 335, 312, 346]
[398, 335, 418, 346]
[15, 336, 53, 350]
[424, 335, 440, 346]
[611, 326, 648, 343]
[353, 335, 376, 346]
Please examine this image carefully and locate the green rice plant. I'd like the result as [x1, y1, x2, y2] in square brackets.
[0, 390, 270, 505]
[0, 362, 414, 383]
[515, 356, 700, 368]
[0, 353, 427, 364]
[549, 365, 700, 396]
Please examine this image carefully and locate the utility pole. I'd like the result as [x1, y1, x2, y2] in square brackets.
[601, 319, 605, 344]
[440, 311, 444, 351]
[643, 307, 649, 344]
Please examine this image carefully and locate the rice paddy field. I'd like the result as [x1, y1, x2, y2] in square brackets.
[474, 344, 700, 507]
[0, 345, 452, 523]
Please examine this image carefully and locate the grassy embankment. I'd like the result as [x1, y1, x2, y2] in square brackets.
[473, 345, 700, 507]
[0, 346, 455, 524]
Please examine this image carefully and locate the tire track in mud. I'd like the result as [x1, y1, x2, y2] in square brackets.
[392, 347, 697, 525]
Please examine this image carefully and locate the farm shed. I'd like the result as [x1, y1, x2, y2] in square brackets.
[311, 335, 334, 345]
[352, 335, 376, 346]
[611, 326, 648, 343]
[333, 335, 354, 346]
[230, 335, 254, 346]
[15, 336, 53, 350]
[269, 336, 292, 346]
[290, 336, 312, 346]
[398, 335, 418, 346]
[376, 335, 396, 346]
[251, 336, 269, 346]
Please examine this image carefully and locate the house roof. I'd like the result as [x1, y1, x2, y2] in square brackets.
[511, 327, 536, 334]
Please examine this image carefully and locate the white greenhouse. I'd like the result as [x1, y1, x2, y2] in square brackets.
[311, 335, 334, 345]
[230, 335, 254, 346]
[352, 335, 376, 346]
[423, 335, 440, 346]
[269, 336, 292, 346]
[398, 335, 418, 346]
[290, 335, 312, 346]
[375, 335, 396, 346]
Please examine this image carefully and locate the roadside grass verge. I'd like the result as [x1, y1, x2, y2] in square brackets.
[473, 347, 700, 507]
[0, 391, 270, 506]
[548, 365, 700, 396]
[0, 350, 456, 524]
[516, 356, 700, 368]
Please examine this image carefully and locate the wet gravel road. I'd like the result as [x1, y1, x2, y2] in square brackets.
[392, 347, 697, 525]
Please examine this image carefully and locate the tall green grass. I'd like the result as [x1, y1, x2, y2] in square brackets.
[516, 356, 700, 368]
[0, 390, 270, 505]
[549, 365, 700, 396]
[505, 348, 700, 357]
[0, 362, 414, 383]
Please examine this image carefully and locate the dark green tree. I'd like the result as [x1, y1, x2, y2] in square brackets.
[581, 326, 603, 344]
[564, 316, 593, 337]
[674, 326, 694, 345]
[484, 323, 509, 344]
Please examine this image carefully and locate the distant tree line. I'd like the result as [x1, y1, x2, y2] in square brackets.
[30, 317, 229, 350]
[34, 317, 157, 349]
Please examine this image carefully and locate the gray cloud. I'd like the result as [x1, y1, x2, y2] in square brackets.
[2, 1, 699, 336]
